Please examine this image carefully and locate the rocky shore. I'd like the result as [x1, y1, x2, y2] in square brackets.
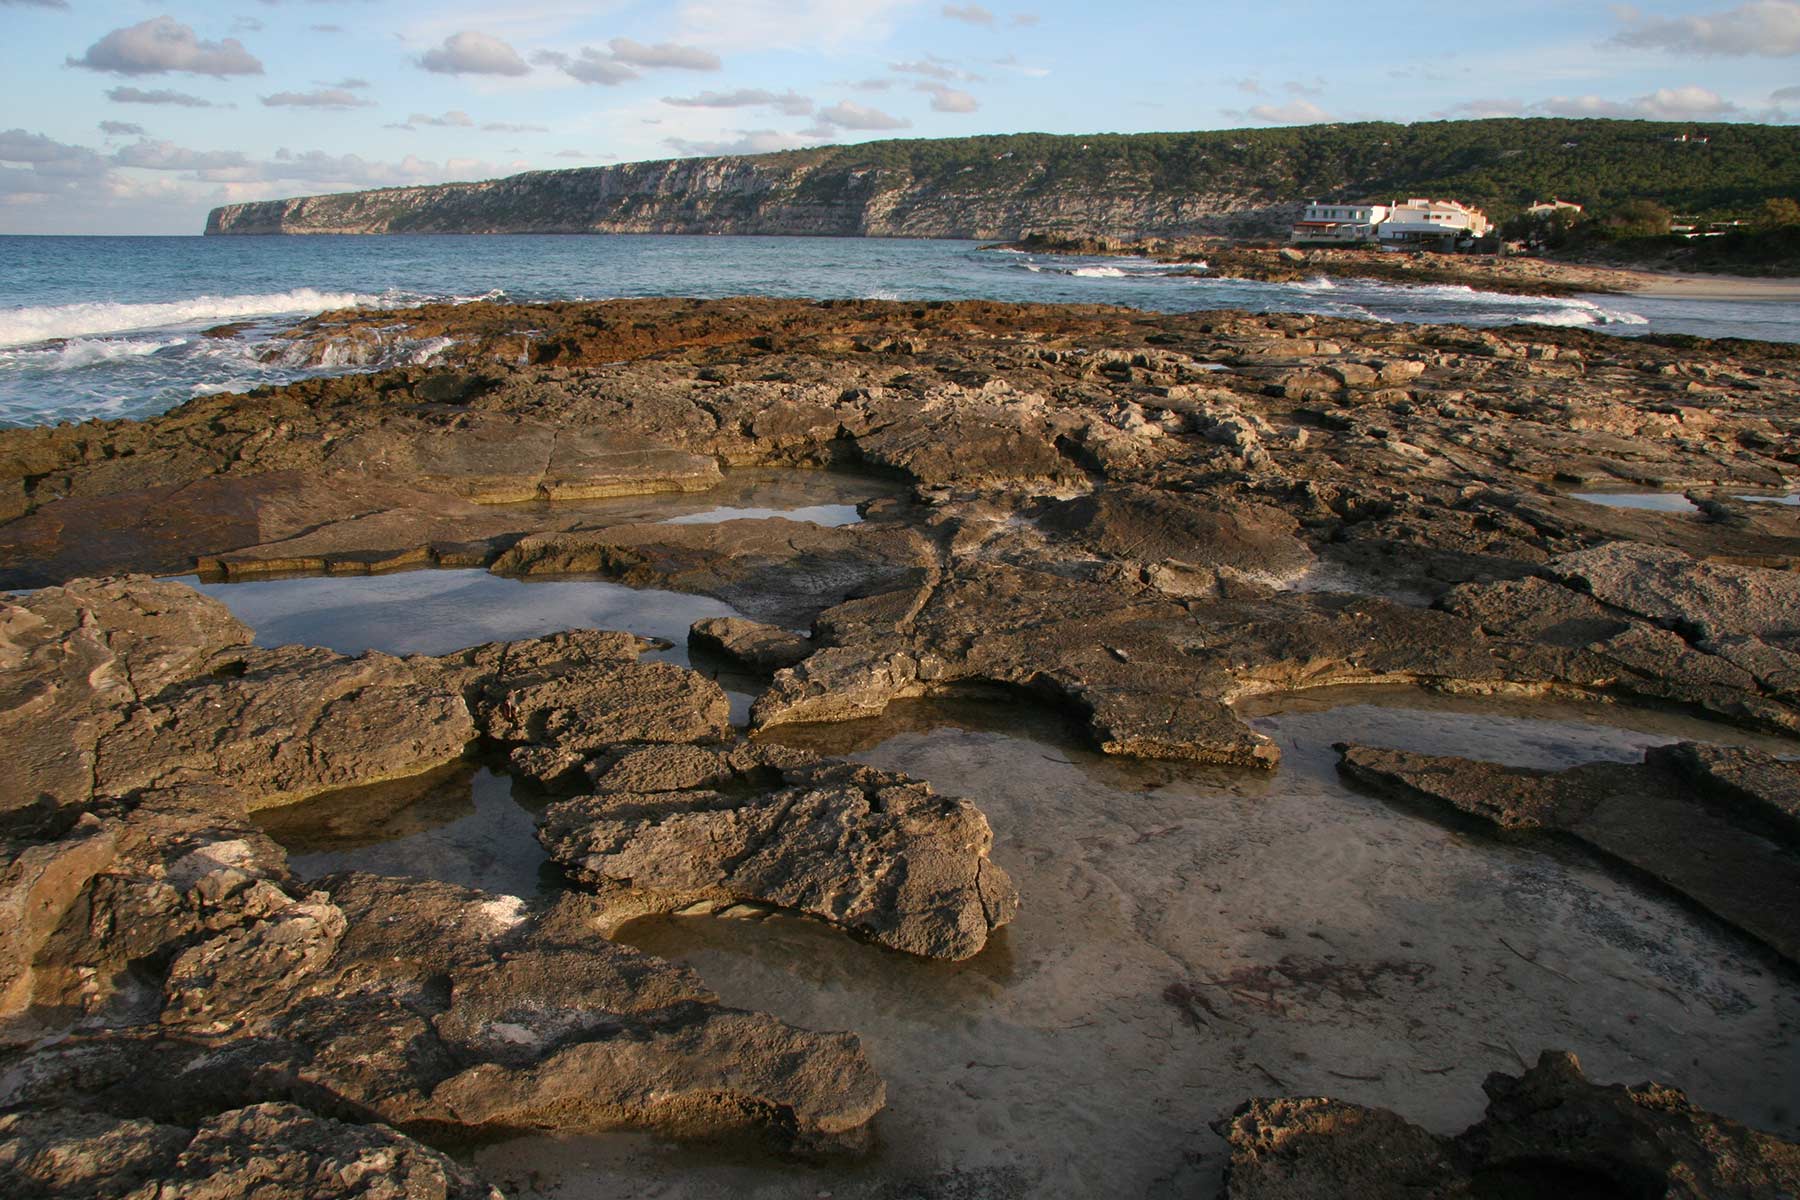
[3, 296, 1798, 1197]
[991, 233, 1645, 296]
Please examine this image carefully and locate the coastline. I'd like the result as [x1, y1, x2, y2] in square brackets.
[988, 235, 1643, 297]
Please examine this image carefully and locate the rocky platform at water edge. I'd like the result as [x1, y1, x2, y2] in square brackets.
[1, 296, 1798, 1196]
[990, 234, 1645, 296]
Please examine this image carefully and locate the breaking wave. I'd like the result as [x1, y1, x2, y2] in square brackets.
[0, 287, 387, 349]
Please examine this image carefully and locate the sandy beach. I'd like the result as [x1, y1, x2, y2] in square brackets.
[1620, 271, 1800, 302]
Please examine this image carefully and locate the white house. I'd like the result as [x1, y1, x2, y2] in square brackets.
[1290, 202, 1390, 245]
[1525, 199, 1583, 218]
[1375, 198, 1492, 246]
[1291, 197, 1491, 248]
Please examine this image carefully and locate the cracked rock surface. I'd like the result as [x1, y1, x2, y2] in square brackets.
[4, 297, 1799, 1196]
[540, 748, 1019, 960]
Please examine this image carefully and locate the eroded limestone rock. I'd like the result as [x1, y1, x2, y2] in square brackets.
[540, 748, 1018, 960]
[0, 1102, 504, 1200]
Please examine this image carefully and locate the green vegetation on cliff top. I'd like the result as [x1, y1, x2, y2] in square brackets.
[499, 119, 1794, 219]
[770, 119, 1798, 219]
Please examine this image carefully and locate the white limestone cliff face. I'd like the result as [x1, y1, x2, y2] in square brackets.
[204, 152, 1295, 239]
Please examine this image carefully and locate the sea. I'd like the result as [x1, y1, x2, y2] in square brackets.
[4, 233, 1797, 429]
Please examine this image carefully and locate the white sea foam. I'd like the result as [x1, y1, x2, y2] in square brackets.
[0, 335, 190, 371]
[0, 287, 387, 349]
[1068, 265, 1128, 278]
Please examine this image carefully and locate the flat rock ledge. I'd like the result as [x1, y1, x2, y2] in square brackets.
[1215, 1049, 1800, 1199]
[540, 745, 1020, 960]
[1, 577, 894, 1197]
[1337, 741, 1800, 963]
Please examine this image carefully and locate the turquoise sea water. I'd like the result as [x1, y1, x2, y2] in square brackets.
[3, 233, 1795, 427]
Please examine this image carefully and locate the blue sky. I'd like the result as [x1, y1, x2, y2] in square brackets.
[3, 0, 1797, 234]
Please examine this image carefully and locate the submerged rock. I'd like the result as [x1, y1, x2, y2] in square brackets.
[1215, 1050, 1800, 1199]
[540, 747, 1018, 960]
[1337, 741, 1800, 963]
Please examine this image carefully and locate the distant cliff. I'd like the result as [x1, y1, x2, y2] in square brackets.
[205, 120, 1800, 238]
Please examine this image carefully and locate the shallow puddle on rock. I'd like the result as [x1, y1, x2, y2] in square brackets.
[254, 765, 557, 898]
[179, 569, 740, 664]
[475, 691, 1800, 1200]
[484, 466, 906, 527]
[663, 502, 864, 527]
[1237, 684, 1800, 769]
[1567, 491, 1699, 514]
[1735, 492, 1799, 506]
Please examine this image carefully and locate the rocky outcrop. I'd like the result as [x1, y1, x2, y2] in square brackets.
[539, 748, 1019, 960]
[1215, 1050, 1800, 1199]
[1337, 741, 1800, 962]
[0, 1103, 504, 1200]
[3, 874, 885, 1149]
[0, 578, 899, 1179]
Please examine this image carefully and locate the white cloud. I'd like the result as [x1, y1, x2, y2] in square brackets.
[807, 100, 912, 131]
[1773, 83, 1800, 98]
[607, 37, 722, 70]
[1231, 100, 1334, 124]
[262, 89, 374, 110]
[942, 3, 995, 25]
[663, 88, 814, 115]
[1612, 1, 1800, 56]
[113, 140, 250, 171]
[1536, 84, 1739, 119]
[99, 121, 147, 137]
[420, 31, 531, 76]
[891, 57, 983, 82]
[0, 130, 109, 177]
[664, 129, 818, 156]
[106, 87, 220, 108]
[989, 54, 1048, 76]
[915, 82, 979, 112]
[534, 48, 640, 86]
[68, 17, 263, 77]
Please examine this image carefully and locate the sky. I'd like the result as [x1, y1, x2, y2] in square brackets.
[2, 0, 1798, 234]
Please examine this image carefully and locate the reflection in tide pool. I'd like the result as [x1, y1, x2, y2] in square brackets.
[664, 502, 863, 527]
[256, 765, 554, 898]
[179, 569, 739, 662]
[468, 689, 1798, 1200]
[1567, 491, 1698, 514]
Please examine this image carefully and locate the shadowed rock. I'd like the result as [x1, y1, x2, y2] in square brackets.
[540, 748, 1019, 960]
[3, 876, 886, 1150]
[1337, 742, 1800, 963]
[1215, 1050, 1800, 1199]
[0, 1103, 503, 1200]
[689, 616, 812, 673]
